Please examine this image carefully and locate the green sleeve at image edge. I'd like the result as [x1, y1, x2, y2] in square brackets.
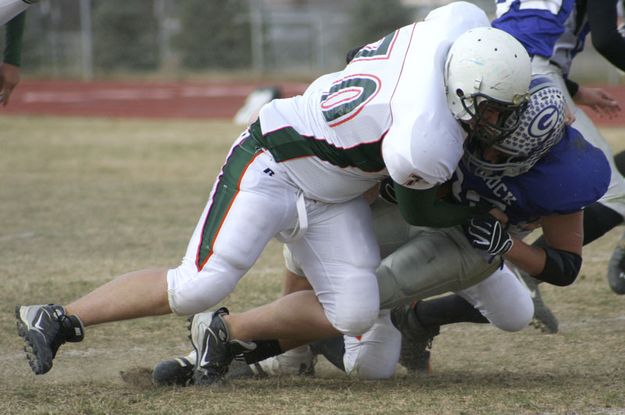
[4, 12, 26, 67]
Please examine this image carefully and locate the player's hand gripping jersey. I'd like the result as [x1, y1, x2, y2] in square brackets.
[255, 2, 490, 203]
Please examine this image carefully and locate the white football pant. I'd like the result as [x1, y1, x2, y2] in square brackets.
[167, 129, 381, 337]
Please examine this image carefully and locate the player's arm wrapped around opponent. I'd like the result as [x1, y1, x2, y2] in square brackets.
[382, 178, 486, 228]
[463, 210, 583, 286]
[380, 176, 583, 288]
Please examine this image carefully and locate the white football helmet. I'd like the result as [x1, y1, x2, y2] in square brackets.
[445, 27, 531, 146]
[461, 77, 566, 178]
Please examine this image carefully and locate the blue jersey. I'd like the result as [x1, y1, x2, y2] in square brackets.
[492, 0, 575, 58]
[451, 126, 610, 235]
[496, 1, 624, 77]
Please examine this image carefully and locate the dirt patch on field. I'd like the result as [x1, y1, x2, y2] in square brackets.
[120, 366, 157, 390]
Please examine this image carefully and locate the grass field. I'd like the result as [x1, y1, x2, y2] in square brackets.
[1, 115, 625, 415]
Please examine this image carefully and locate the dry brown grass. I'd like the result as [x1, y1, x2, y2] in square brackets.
[1, 115, 624, 415]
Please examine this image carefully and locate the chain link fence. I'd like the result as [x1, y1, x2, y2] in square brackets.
[6, 0, 410, 78]
[2, 0, 623, 83]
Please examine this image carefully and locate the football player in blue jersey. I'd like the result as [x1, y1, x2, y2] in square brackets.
[493, 0, 625, 332]
[152, 76, 611, 382]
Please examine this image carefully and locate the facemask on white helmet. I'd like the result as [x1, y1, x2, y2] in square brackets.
[461, 77, 567, 178]
[445, 27, 531, 147]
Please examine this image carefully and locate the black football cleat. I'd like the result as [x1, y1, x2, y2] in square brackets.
[15, 304, 84, 374]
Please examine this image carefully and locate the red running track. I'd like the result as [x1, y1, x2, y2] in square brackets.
[1, 79, 625, 127]
[0, 79, 308, 120]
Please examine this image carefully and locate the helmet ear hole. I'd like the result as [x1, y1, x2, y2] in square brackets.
[455, 88, 464, 97]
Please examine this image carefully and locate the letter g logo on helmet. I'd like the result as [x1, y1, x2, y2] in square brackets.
[529, 105, 559, 138]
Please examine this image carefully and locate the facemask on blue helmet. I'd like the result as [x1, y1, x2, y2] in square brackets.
[461, 76, 566, 178]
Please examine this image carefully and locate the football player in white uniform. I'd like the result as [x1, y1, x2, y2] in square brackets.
[15, 2, 531, 383]
[152, 77, 609, 382]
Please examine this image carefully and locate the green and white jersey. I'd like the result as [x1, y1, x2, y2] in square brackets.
[257, 2, 490, 203]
